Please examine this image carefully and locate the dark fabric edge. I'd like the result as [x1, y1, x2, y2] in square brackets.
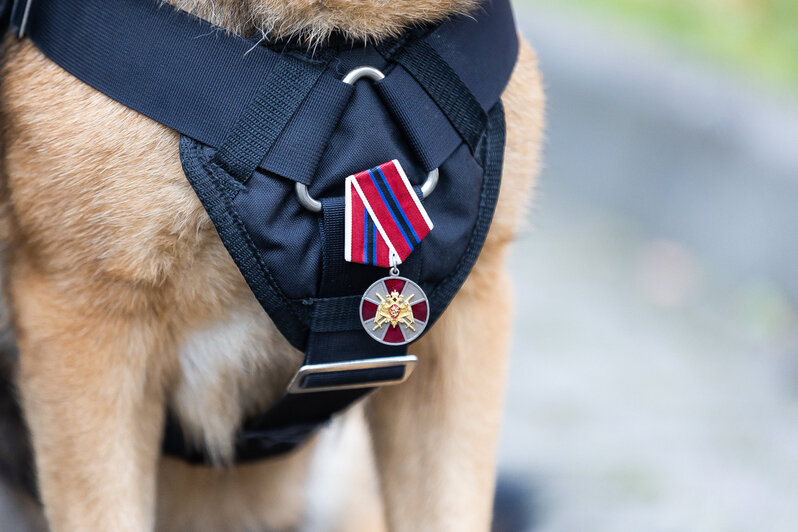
[425, 101, 505, 323]
[179, 136, 308, 350]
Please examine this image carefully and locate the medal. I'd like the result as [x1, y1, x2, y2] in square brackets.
[344, 160, 434, 344]
[360, 271, 428, 345]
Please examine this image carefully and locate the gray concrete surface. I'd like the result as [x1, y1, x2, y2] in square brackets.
[499, 3, 798, 531]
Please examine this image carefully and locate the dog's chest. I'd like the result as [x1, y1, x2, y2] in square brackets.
[169, 305, 301, 462]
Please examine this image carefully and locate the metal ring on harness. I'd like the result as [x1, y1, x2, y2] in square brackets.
[295, 66, 440, 213]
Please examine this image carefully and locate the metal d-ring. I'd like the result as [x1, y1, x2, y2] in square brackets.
[295, 66, 440, 213]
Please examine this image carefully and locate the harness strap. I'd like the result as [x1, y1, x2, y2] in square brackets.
[212, 53, 332, 183]
[11, 0, 281, 149]
[234, 326, 410, 461]
[256, 74, 355, 185]
[7, 0, 516, 186]
[385, 40, 487, 154]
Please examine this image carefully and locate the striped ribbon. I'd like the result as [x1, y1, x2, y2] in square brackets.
[344, 160, 433, 268]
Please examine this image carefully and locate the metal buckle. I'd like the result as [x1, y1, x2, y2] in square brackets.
[295, 66, 439, 213]
[287, 355, 418, 394]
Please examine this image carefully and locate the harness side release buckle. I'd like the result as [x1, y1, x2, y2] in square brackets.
[287, 355, 418, 394]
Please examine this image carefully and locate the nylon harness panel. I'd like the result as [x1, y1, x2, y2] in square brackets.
[2, 0, 519, 463]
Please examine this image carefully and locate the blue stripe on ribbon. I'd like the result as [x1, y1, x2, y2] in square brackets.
[367, 170, 414, 251]
[376, 167, 421, 244]
[363, 206, 369, 264]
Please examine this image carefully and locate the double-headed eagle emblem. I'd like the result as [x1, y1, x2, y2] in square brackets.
[360, 276, 428, 345]
[373, 290, 416, 331]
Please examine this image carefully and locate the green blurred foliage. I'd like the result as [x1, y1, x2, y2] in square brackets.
[528, 0, 798, 90]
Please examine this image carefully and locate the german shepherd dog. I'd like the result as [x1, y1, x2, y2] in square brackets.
[0, 0, 544, 530]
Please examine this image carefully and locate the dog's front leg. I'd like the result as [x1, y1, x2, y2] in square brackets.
[367, 261, 513, 531]
[10, 266, 168, 532]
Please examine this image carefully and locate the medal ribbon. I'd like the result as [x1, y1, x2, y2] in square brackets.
[345, 160, 434, 268]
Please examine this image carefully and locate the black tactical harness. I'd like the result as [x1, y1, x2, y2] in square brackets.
[1, 0, 519, 463]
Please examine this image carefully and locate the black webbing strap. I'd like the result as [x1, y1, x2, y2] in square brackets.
[233, 330, 407, 461]
[385, 39, 487, 154]
[7, 0, 517, 192]
[319, 197, 349, 296]
[212, 52, 331, 183]
[8, 0, 283, 150]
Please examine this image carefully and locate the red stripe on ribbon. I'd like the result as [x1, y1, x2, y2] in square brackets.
[349, 188, 366, 263]
[376, 230, 390, 266]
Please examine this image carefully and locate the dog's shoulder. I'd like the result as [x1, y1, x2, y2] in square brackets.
[1, 38, 247, 316]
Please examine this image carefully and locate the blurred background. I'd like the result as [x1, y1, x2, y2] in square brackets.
[500, 0, 798, 530]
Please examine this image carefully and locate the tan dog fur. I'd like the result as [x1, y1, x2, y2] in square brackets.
[0, 0, 544, 529]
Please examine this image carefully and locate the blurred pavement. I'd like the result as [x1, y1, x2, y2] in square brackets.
[500, 3, 798, 531]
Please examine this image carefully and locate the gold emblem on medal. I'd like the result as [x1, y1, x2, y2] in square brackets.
[374, 290, 417, 331]
[360, 276, 428, 345]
